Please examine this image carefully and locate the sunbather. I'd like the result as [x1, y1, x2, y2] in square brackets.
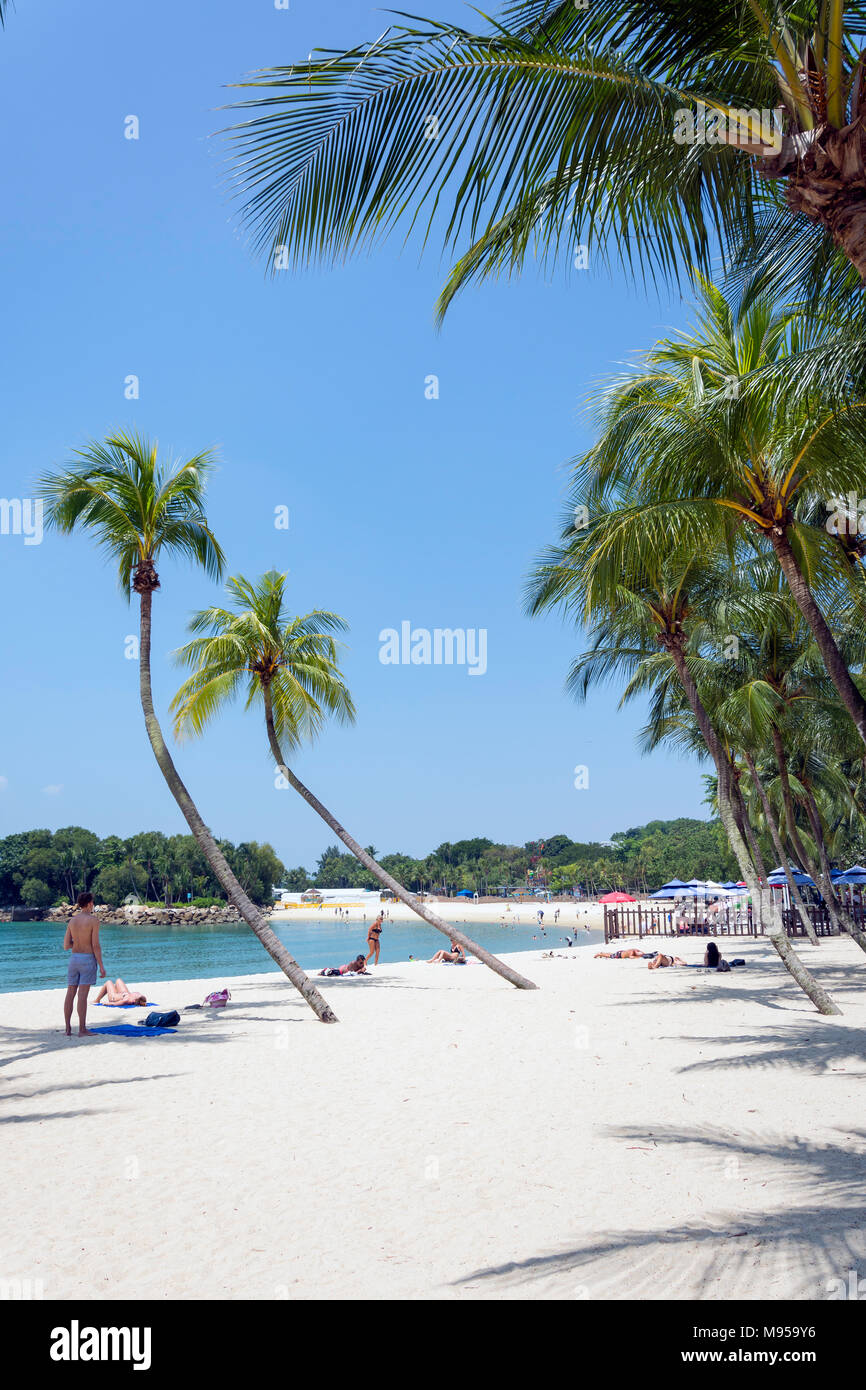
[318, 955, 369, 977]
[647, 952, 687, 969]
[595, 948, 659, 960]
[95, 978, 146, 1006]
[428, 941, 466, 964]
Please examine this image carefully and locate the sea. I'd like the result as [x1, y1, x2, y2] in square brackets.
[0, 915, 586, 993]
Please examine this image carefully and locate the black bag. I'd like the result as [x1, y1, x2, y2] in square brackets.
[141, 1010, 180, 1028]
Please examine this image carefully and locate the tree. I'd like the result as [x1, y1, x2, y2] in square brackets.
[572, 279, 866, 749]
[170, 569, 537, 990]
[527, 523, 842, 1012]
[20, 877, 53, 908]
[222, 2, 866, 314]
[93, 862, 148, 907]
[39, 433, 337, 1023]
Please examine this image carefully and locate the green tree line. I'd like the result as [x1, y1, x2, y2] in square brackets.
[0, 816, 776, 908]
[0, 827, 285, 909]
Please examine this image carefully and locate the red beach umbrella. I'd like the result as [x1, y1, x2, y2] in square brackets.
[599, 891, 637, 903]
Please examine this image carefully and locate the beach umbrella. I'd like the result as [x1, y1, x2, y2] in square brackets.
[839, 865, 866, 884]
[599, 891, 636, 903]
[768, 866, 815, 886]
[658, 878, 689, 891]
[649, 888, 676, 898]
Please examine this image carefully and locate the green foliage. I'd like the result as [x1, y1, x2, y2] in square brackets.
[308, 817, 738, 894]
[20, 876, 54, 908]
[0, 828, 287, 908]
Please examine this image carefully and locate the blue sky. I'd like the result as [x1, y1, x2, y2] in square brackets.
[0, 0, 712, 872]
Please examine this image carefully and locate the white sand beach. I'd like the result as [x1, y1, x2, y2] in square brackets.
[270, 900, 606, 929]
[2, 935, 865, 1301]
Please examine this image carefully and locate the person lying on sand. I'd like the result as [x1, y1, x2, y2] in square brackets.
[428, 941, 466, 964]
[595, 948, 659, 960]
[647, 952, 687, 969]
[96, 978, 147, 1006]
[318, 955, 369, 977]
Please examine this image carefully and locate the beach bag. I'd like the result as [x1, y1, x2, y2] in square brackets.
[142, 1010, 180, 1028]
[204, 989, 231, 1008]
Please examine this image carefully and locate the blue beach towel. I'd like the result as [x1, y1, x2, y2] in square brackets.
[89, 1024, 178, 1037]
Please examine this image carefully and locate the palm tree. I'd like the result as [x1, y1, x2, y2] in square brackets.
[39, 434, 339, 1024]
[572, 279, 866, 750]
[170, 570, 537, 991]
[222, 2, 866, 313]
[526, 525, 841, 1013]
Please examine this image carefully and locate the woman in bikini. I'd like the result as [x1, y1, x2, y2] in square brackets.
[427, 941, 466, 964]
[366, 912, 384, 966]
[95, 978, 147, 1006]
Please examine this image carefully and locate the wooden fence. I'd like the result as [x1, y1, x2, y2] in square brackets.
[604, 900, 866, 943]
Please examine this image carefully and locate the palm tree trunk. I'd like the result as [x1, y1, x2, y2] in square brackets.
[770, 530, 866, 747]
[771, 728, 816, 877]
[667, 644, 837, 1011]
[802, 782, 866, 956]
[730, 770, 770, 926]
[741, 749, 820, 946]
[262, 690, 537, 991]
[137, 585, 338, 1023]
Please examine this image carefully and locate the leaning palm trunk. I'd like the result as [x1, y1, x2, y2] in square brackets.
[730, 770, 770, 928]
[802, 783, 866, 957]
[137, 577, 338, 1023]
[740, 749, 820, 947]
[770, 532, 866, 748]
[667, 644, 838, 1013]
[261, 689, 537, 991]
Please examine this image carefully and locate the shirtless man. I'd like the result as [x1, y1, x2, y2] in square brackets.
[62, 891, 106, 1036]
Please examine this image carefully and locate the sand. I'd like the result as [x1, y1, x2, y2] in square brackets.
[2, 933, 865, 1301]
[270, 899, 605, 929]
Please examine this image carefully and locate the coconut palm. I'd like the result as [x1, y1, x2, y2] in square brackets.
[572, 278, 866, 750]
[526, 522, 841, 1012]
[222, 1, 866, 315]
[39, 434, 338, 1024]
[170, 569, 537, 991]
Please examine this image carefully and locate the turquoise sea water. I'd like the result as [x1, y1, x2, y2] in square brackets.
[0, 916, 578, 994]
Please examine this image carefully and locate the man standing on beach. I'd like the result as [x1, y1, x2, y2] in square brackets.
[62, 892, 105, 1036]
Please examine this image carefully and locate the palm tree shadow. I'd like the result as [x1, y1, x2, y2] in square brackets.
[453, 1125, 866, 1299]
[673, 1021, 866, 1076]
[0, 1020, 233, 1069]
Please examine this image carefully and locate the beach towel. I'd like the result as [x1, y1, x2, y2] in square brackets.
[89, 1024, 178, 1037]
[95, 1001, 155, 1008]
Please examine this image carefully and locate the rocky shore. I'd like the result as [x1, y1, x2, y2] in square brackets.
[0, 904, 254, 926]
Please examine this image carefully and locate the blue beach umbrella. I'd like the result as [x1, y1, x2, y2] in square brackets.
[767, 867, 815, 887]
[839, 865, 866, 884]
